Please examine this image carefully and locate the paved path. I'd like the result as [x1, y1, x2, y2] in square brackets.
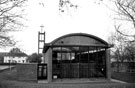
[111, 79, 127, 83]
[0, 66, 14, 72]
[0, 66, 10, 70]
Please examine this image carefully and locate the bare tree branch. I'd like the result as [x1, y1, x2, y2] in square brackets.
[114, 0, 135, 36]
[108, 24, 133, 62]
[0, 0, 27, 48]
[115, 25, 134, 37]
[59, 0, 78, 12]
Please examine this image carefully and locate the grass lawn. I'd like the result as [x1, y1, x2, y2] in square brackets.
[0, 68, 135, 88]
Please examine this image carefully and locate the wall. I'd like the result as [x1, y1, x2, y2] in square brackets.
[44, 48, 52, 82]
[16, 63, 38, 81]
[112, 71, 135, 83]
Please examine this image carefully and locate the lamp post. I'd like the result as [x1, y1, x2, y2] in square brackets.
[9, 60, 11, 71]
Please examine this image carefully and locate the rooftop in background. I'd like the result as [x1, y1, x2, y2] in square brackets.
[5, 53, 28, 57]
[0, 52, 8, 57]
[0, 52, 28, 57]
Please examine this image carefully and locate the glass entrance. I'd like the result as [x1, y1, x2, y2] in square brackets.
[38, 64, 47, 80]
[52, 46, 106, 79]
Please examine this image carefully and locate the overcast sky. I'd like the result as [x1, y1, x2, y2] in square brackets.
[2, 0, 115, 55]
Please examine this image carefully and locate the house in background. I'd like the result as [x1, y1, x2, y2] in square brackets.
[4, 53, 28, 63]
[0, 48, 28, 63]
[0, 52, 8, 63]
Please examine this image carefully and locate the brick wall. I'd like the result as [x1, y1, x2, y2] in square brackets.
[16, 63, 38, 81]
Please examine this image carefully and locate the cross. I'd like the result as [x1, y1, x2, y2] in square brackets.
[40, 25, 44, 32]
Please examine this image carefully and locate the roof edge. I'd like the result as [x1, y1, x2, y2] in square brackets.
[51, 33, 109, 45]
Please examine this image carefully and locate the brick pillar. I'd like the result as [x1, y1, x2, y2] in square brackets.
[106, 49, 111, 80]
[47, 48, 52, 82]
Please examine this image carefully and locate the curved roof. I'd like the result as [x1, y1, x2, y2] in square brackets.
[43, 33, 111, 53]
[51, 33, 109, 46]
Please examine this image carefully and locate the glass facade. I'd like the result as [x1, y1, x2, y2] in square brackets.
[52, 46, 106, 79]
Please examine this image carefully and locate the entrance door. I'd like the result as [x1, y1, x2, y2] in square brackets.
[38, 64, 47, 80]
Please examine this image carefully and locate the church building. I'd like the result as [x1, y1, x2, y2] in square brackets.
[42, 33, 112, 82]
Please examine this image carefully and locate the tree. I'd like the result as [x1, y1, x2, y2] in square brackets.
[9, 48, 22, 53]
[108, 25, 130, 62]
[113, 0, 135, 37]
[39, 0, 104, 13]
[109, 0, 135, 62]
[58, 0, 78, 12]
[27, 53, 42, 63]
[124, 43, 135, 62]
[107, 25, 134, 72]
[0, 0, 27, 48]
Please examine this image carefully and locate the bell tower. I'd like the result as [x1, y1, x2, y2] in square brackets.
[38, 25, 45, 54]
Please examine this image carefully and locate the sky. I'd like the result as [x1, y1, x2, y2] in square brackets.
[1, 0, 115, 55]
